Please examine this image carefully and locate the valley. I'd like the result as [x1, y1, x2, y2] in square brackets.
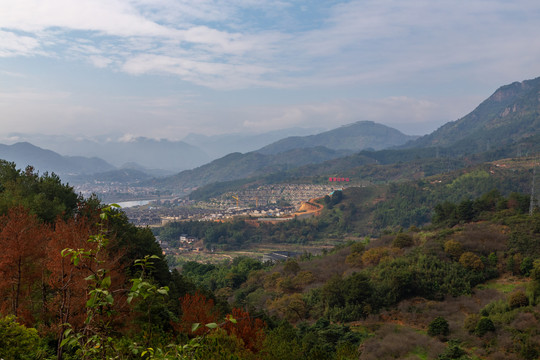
[1, 75, 540, 359]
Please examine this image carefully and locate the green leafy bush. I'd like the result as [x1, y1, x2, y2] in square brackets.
[0, 315, 45, 360]
[475, 317, 495, 336]
[428, 316, 449, 337]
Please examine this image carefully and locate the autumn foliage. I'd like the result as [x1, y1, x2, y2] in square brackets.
[0, 206, 49, 325]
[0, 204, 128, 336]
[223, 307, 266, 352]
[175, 291, 219, 336]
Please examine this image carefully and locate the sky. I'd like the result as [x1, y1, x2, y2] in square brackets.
[1, 0, 540, 141]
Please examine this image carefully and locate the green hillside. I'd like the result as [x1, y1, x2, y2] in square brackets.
[147, 146, 352, 193]
[409, 76, 540, 153]
[257, 120, 417, 155]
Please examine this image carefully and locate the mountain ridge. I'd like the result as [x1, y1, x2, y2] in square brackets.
[407, 76, 540, 152]
[0, 142, 116, 176]
[257, 120, 417, 155]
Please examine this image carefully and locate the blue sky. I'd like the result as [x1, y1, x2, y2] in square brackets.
[1, 0, 540, 141]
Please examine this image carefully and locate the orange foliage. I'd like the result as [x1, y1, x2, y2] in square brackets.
[0, 206, 49, 325]
[175, 291, 219, 336]
[46, 215, 96, 331]
[223, 307, 266, 353]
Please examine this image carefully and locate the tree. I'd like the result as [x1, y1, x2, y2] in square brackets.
[459, 252, 484, 271]
[175, 291, 219, 336]
[508, 290, 529, 309]
[268, 293, 307, 322]
[222, 307, 266, 353]
[261, 321, 303, 360]
[283, 259, 300, 275]
[444, 240, 464, 260]
[428, 316, 449, 337]
[0, 206, 49, 324]
[475, 317, 495, 336]
[361, 247, 398, 267]
[392, 233, 414, 248]
[46, 215, 97, 357]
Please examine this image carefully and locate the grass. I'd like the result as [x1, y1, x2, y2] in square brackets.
[409, 346, 429, 360]
[476, 276, 528, 294]
[171, 242, 330, 264]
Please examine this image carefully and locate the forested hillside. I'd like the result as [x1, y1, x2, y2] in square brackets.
[1, 151, 540, 359]
[158, 189, 540, 359]
[147, 146, 353, 193]
[408, 76, 540, 153]
[257, 121, 416, 155]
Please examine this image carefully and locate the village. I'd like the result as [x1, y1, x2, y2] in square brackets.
[121, 183, 345, 226]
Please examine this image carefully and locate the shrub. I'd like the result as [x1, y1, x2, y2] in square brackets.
[463, 313, 480, 333]
[361, 247, 398, 267]
[392, 233, 414, 248]
[437, 340, 469, 360]
[428, 316, 449, 337]
[508, 290, 529, 309]
[475, 317, 495, 336]
[520, 257, 534, 276]
[459, 252, 484, 271]
[0, 315, 44, 360]
[444, 240, 464, 260]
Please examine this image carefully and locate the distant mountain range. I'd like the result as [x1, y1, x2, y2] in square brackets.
[1, 121, 415, 186]
[257, 121, 417, 155]
[0, 142, 115, 176]
[2, 135, 210, 172]
[4, 127, 323, 172]
[146, 146, 353, 192]
[3, 76, 539, 196]
[182, 127, 323, 159]
[170, 76, 540, 197]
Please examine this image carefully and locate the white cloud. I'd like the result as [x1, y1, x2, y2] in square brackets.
[89, 55, 113, 68]
[118, 133, 137, 142]
[1, 0, 540, 140]
[2, 0, 539, 90]
[0, 0, 173, 37]
[0, 31, 41, 57]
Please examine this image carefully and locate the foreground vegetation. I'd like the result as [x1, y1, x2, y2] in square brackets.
[1, 157, 540, 359]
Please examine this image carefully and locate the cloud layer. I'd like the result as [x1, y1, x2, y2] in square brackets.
[1, 0, 540, 137]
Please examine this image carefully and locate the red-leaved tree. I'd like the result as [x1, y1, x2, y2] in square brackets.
[0, 206, 49, 324]
[223, 307, 266, 353]
[46, 216, 95, 333]
[174, 291, 219, 336]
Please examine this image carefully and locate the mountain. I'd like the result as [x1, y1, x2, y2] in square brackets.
[407, 76, 540, 153]
[2, 134, 210, 172]
[257, 121, 417, 155]
[146, 146, 352, 193]
[182, 127, 323, 159]
[69, 168, 153, 185]
[0, 142, 115, 176]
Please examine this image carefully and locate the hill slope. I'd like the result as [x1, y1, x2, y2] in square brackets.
[0, 142, 115, 176]
[257, 121, 417, 155]
[408, 76, 540, 153]
[146, 146, 352, 192]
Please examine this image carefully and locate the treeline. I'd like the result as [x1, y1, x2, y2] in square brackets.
[156, 216, 328, 250]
